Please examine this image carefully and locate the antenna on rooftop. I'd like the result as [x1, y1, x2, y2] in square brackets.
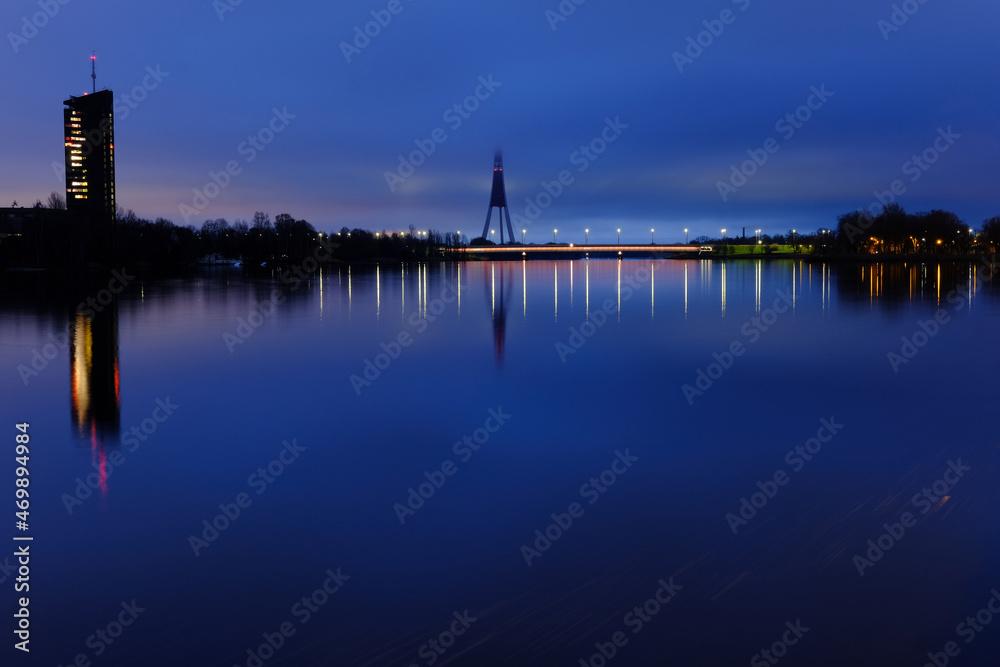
[91, 52, 96, 93]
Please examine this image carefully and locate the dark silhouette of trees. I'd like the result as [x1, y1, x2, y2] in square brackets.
[273, 213, 317, 260]
[835, 204, 970, 255]
[978, 217, 1000, 253]
[46, 191, 66, 210]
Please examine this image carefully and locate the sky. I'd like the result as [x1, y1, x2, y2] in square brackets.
[1, 0, 998, 243]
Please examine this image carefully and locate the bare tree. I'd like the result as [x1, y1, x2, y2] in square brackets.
[46, 191, 66, 210]
[252, 211, 272, 231]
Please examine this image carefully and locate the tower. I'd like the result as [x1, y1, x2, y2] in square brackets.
[64, 56, 116, 258]
[481, 150, 515, 244]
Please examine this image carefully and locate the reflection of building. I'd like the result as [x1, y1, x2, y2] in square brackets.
[64, 89, 116, 254]
[71, 303, 120, 447]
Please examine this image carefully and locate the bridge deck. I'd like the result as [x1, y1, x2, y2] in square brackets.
[454, 244, 713, 256]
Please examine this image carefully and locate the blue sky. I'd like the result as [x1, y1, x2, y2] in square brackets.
[1, 0, 997, 242]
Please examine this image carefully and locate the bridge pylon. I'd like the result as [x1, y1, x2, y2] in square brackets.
[481, 150, 515, 244]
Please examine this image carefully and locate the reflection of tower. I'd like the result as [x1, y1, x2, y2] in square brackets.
[71, 301, 120, 447]
[71, 299, 120, 498]
[481, 150, 515, 244]
[489, 264, 511, 364]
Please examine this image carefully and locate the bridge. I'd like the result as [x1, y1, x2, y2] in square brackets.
[453, 244, 714, 259]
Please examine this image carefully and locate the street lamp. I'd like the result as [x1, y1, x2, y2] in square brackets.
[684, 228, 688, 245]
[522, 228, 526, 243]
[651, 228, 655, 244]
[617, 228, 621, 246]
[585, 228, 589, 245]
[491, 230, 495, 243]
[554, 229, 558, 243]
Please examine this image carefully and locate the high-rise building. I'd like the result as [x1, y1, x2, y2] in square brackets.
[64, 89, 116, 252]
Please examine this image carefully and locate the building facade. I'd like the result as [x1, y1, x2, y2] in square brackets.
[63, 90, 116, 255]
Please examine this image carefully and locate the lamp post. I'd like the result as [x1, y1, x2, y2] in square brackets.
[491, 230, 495, 243]
[617, 228, 621, 246]
[651, 228, 655, 244]
[585, 228, 589, 245]
[522, 228, 526, 243]
[684, 228, 688, 245]
[554, 229, 558, 243]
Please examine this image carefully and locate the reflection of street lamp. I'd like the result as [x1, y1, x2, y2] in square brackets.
[585, 228, 589, 245]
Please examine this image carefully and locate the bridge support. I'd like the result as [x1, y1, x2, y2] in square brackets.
[482, 150, 515, 244]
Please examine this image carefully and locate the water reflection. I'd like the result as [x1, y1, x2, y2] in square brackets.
[70, 302, 120, 448]
[489, 263, 512, 364]
[831, 260, 985, 311]
[4, 259, 996, 490]
[70, 300, 120, 498]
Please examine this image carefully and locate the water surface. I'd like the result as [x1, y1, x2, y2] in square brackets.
[2, 259, 998, 666]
